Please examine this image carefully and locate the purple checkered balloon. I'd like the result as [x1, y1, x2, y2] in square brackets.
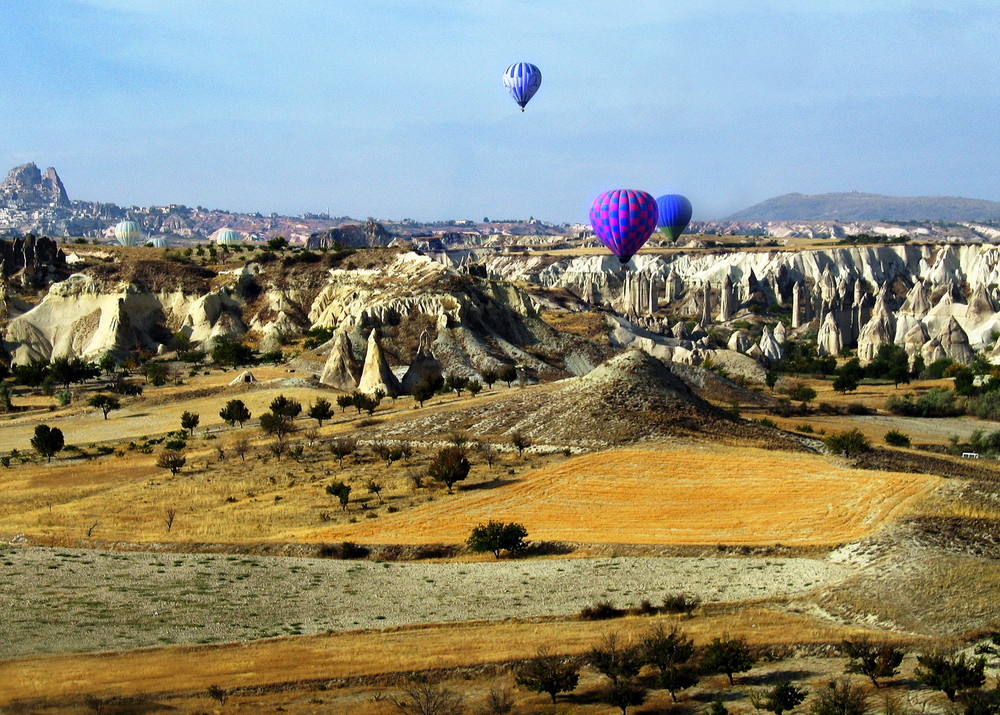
[589, 189, 659, 265]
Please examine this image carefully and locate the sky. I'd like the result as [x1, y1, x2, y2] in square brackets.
[2, 1, 999, 223]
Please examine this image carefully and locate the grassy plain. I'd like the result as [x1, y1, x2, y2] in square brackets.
[0, 435, 936, 549]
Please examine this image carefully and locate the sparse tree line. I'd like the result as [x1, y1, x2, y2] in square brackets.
[355, 631, 1000, 715]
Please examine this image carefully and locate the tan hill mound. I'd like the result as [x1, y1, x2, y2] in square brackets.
[374, 349, 801, 449]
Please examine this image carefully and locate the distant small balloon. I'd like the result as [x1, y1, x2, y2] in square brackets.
[589, 189, 659, 265]
[655, 194, 693, 243]
[502, 62, 542, 111]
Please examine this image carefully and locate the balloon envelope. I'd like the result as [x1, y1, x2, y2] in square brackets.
[213, 228, 240, 245]
[502, 62, 542, 110]
[656, 194, 693, 243]
[114, 220, 141, 247]
[589, 189, 659, 265]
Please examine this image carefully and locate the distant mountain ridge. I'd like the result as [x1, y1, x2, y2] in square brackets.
[727, 192, 1000, 222]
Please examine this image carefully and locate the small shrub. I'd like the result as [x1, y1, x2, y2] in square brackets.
[580, 600, 625, 620]
[662, 593, 701, 616]
[884, 429, 911, 448]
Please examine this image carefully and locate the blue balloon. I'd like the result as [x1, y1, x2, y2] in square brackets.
[655, 194, 693, 243]
[502, 62, 542, 111]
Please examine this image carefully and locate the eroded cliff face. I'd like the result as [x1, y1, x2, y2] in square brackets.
[1, 251, 609, 382]
[481, 244, 1000, 363]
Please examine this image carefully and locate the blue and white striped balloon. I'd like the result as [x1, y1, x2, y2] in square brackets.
[114, 220, 141, 247]
[502, 62, 542, 111]
[214, 228, 240, 245]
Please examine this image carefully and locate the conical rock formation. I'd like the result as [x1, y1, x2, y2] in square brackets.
[817, 312, 844, 358]
[357, 329, 401, 397]
[936, 316, 975, 365]
[400, 330, 443, 394]
[319, 329, 361, 391]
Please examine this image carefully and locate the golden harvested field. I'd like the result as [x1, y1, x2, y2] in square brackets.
[0, 607, 889, 710]
[319, 445, 939, 547]
[0, 438, 936, 549]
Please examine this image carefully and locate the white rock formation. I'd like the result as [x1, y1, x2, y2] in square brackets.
[817, 312, 844, 357]
[319, 329, 361, 391]
[357, 329, 401, 397]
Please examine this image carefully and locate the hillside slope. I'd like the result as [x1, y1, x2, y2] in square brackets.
[728, 192, 1000, 222]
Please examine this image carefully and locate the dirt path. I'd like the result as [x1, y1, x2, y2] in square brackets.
[0, 545, 847, 659]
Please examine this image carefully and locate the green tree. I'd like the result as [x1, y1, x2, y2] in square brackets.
[88, 393, 121, 419]
[751, 682, 806, 715]
[173, 331, 192, 353]
[590, 632, 643, 686]
[13, 358, 50, 387]
[365, 479, 384, 504]
[833, 358, 864, 393]
[953, 367, 976, 396]
[482, 370, 498, 389]
[259, 411, 295, 438]
[842, 637, 905, 689]
[98, 351, 117, 377]
[156, 450, 186, 476]
[428, 446, 471, 494]
[466, 379, 483, 398]
[514, 648, 580, 704]
[308, 397, 334, 426]
[467, 520, 528, 559]
[445, 374, 467, 396]
[510, 431, 530, 457]
[142, 361, 169, 387]
[219, 399, 251, 428]
[412, 380, 437, 408]
[499, 365, 517, 387]
[31, 425, 65, 463]
[329, 436, 356, 468]
[326, 480, 351, 511]
[789, 383, 816, 404]
[809, 680, 868, 715]
[180, 410, 200, 437]
[884, 430, 911, 448]
[824, 428, 871, 458]
[590, 633, 646, 714]
[269, 394, 302, 418]
[211, 338, 255, 369]
[701, 635, 756, 686]
[49, 356, 97, 389]
[765, 369, 779, 391]
[915, 651, 986, 701]
[640, 625, 698, 702]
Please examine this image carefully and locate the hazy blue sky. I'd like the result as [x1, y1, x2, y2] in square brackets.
[2, 1, 999, 222]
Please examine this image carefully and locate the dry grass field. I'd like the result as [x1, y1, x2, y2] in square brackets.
[0, 607, 895, 712]
[318, 445, 939, 547]
[0, 439, 937, 549]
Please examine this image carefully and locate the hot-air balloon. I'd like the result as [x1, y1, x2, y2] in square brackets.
[589, 189, 659, 266]
[114, 220, 141, 247]
[502, 62, 542, 111]
[655, 194, 693, 243]
[212, 227, 240, 245]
